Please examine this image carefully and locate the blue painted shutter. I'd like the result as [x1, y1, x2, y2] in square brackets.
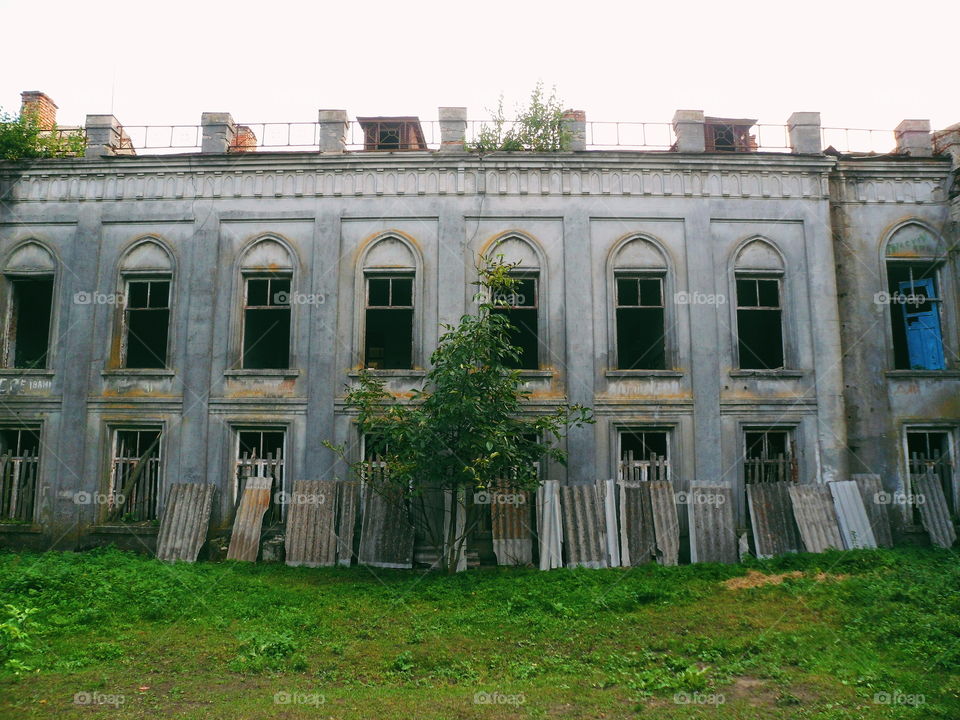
[899, 278, 945, 370]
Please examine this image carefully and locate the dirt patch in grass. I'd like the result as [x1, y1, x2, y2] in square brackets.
[723, 570, 846, 590]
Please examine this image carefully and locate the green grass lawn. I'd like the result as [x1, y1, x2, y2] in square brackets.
[0, 547, 958, 719]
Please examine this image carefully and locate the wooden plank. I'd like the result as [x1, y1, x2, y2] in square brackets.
[788, 484, 843, 553]
[851, 474, 893, 548]
[285, 480, 337, 567]
[648, 480, 680, 566]
[687, 486, 736, 564]
[747, 481, 801, 558]
[156, 483, 215, 563]
[227, 475, 273, 562]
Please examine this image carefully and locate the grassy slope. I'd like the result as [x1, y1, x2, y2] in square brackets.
[0, 547, 958, 719]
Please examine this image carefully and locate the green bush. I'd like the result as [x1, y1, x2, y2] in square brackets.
[0, 109, 85, 161]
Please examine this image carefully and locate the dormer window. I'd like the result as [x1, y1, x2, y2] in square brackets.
[705, 117, 758, 152]
[357, 117, 427, 151]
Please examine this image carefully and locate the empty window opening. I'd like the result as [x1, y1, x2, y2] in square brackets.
[887, 263, 945, 370]
[364, 275, 414, 369]
[619, 429, 670, 482]
[744, 429, 796, 484]
[736, 276, 784, 369]
[242, 276, 291, 369]
[123, 278, 170, 368]
[906, 430, 955, 516]
[704, 118, 758, 153]
[108, 428, 162, 522]
[492, 275, 539, 370]
[615, 275, 666, 369]
[5, 276, 53, 369]
[236, 429, 286, 525]
[0, 426, 41, 523]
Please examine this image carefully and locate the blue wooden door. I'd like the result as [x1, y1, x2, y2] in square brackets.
[899, 278, 945, 370]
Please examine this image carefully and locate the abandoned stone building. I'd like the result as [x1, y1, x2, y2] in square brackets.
[0, 90, 957, 563]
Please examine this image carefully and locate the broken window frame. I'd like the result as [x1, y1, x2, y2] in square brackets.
[119, 274, 172, 369]
[1, 273, 55, 370]
[903, 425, 957, 521]
[234, 426, 287, 525]
[239, 273, 293, 370]
[0, 424, 42, 523]
[733, 272, 786, 370]
[106, 425, 164, 523]
[490, 271, 541, 370]
[742, 427, 797, 485]
[614, 272, 668, 370]
[885, 260, 947, 371]
[617, 427, 672, 484]
[362, 271, 416, 370]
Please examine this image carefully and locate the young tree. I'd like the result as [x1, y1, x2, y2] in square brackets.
[337, 254, 592, 573]
[471, 82, 572, 153]
[0, 108, 85, 161]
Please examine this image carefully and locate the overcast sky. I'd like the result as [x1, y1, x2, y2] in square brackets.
[1, 0, 956, 139]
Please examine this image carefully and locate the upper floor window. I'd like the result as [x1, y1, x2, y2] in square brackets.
[735, 275, 783, 369]
[242, 275, 291, 369]
[493, 274, 539, 370]
[123, 278, 170, 368]
[2, 241, 56, 370]
[615, 274, 666, 370]
[364, 274, 414, 369]
[887, 264, 944, 370]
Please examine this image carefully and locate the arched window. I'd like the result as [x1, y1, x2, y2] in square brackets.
[487, 234, 543, 370]
[116, 239, 174, 369]
[610, 236, 669, 370]
[360, 235, 419, 370]
[2, 241, 56, 369]
[733, 239, 785, 370]
[883, 223, 949, 370]
[239, 238, 294, 370]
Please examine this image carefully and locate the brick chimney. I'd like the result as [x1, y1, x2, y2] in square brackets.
[229, 125, 258, 153]
[20, 91, 58, 129]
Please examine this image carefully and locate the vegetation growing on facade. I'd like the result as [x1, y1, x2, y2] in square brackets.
[336, 254, 593, 573]
[470, 82, 572, 152]
[0, 109, 84, 161]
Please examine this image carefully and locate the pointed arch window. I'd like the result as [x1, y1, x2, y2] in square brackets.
[2, 241, 56, 370]
[733, 240, 785, 370]
[117, 240, 174, 369]
[239, 239, 294, 370]
[611, 236, 669, 370]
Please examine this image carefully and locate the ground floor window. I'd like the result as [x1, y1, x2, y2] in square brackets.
[0, 426, 41, 523]
[108, 427, 163, 522]
[906, 428, 956, 516]
[619, 428, 670, 483]
[235, 429, 286, 525]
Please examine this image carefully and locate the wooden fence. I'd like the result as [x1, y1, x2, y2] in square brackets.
[235, 449, 285, 525]
[0, 449, 39, 523]
[619, 451, 670, 485]
[109, 452, 162, 522]
[744, 453, 798, 485]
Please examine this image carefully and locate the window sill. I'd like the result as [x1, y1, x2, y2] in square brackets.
[224, 369, 301, 378]
[517, 370, 555, 378]
[885, 370, 960, 379]
[102, 369, 176, 378]
[606, 370, 684, 378]
[729, 369, 804, 378]
[0, 369, 54, 376]
[89, 524, 160, 535]
[348, 369, 427, 377]
[0, 523, 42, 533]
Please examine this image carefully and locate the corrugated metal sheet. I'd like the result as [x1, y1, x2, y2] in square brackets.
[536, 480, 563, 570]
[829, 480, 877, 549]
[491, 490, 532, 566]
[156, 483, 215, 563]
[358, 486, 414, 568]
[559, 484, 607, 568]
[788, 484, 843, 553]
[687, 485, 737, 564]
[335, 481, 359, 566]
[619, 482, 655, 566]
[648, 481, 680, 566]
[915, 474, 957, 549]
[285, 481, 337, 567]
[747, 481, 801, 558]
[598, 479, 621, 567]
[227, 475, 272, 561]
[852, 474, 893, 548]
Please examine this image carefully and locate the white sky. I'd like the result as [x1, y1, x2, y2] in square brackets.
[0, 0, 957, 136]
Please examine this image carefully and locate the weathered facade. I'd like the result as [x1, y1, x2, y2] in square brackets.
[0, 95, 957, 559]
